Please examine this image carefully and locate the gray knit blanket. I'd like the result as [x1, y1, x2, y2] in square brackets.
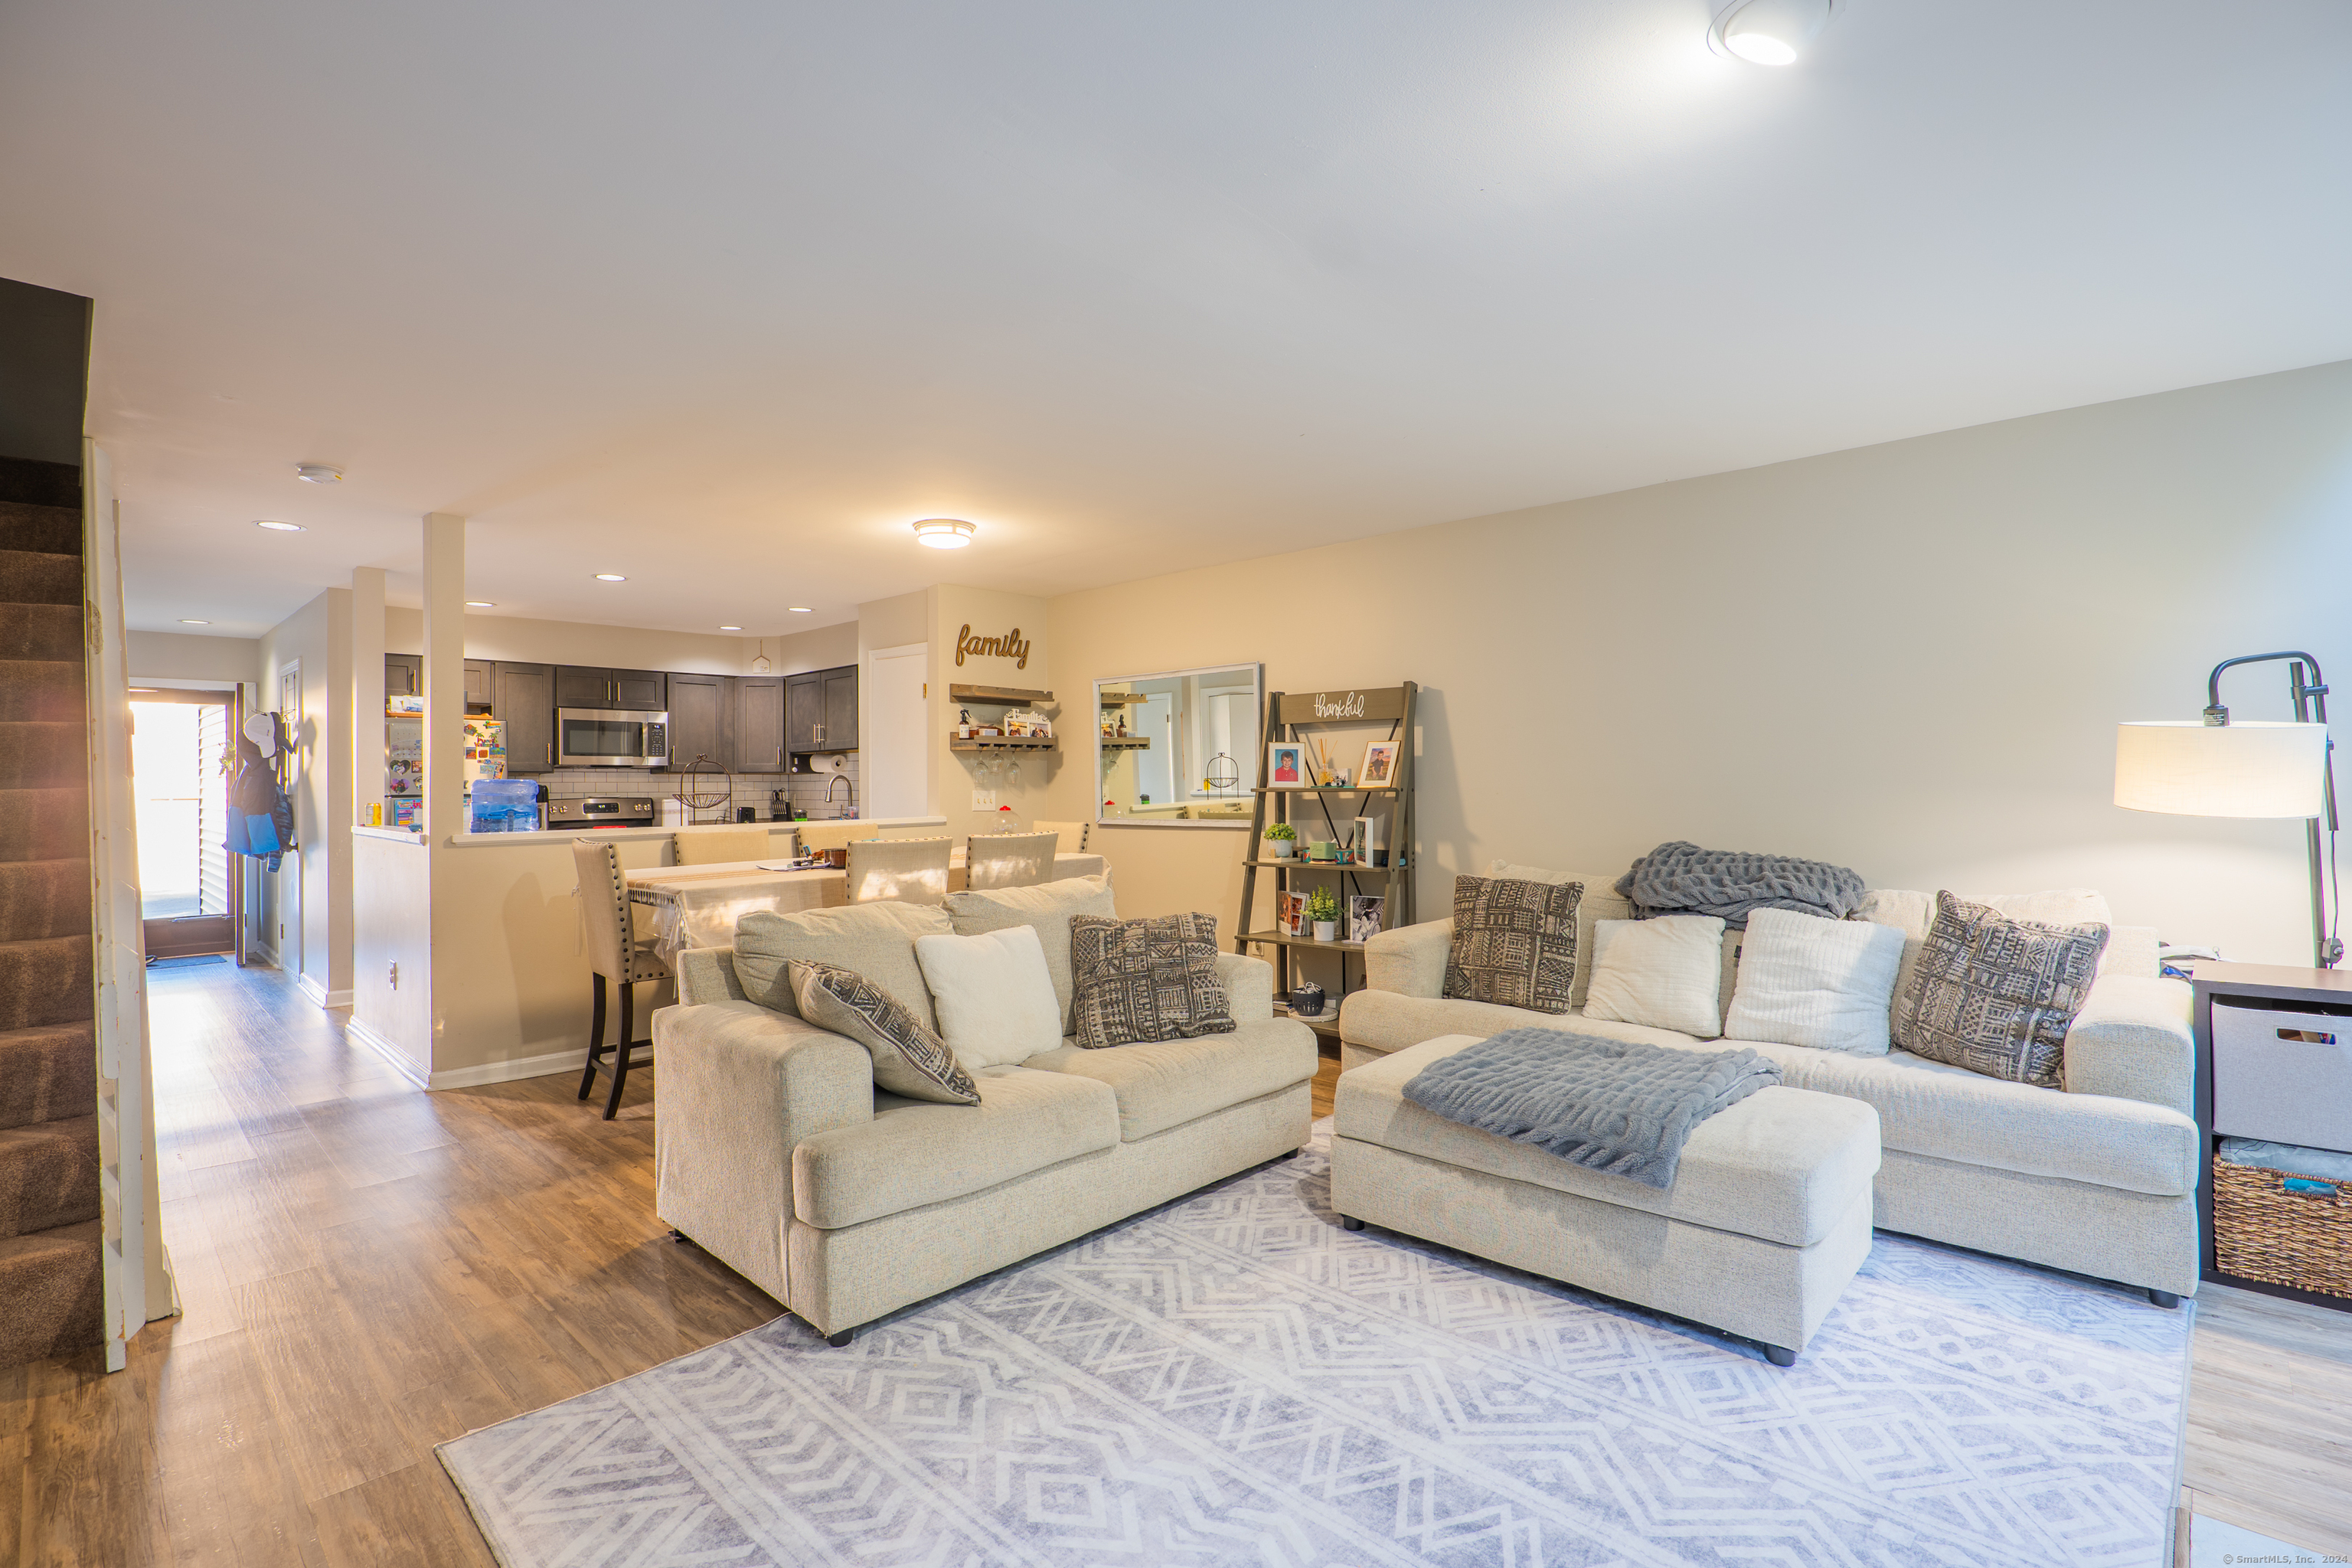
[1400, 1028, 1780, 1190]
[1615, 840, 1865, 928]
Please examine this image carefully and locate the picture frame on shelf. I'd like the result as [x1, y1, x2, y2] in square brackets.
[1278, 890, 1307, 937]
[1359, 740, 1400, 789]
[1351, 815, 1379, 864]
[1349, 894, 1386, 943]
[1267, 742, 1305, 788]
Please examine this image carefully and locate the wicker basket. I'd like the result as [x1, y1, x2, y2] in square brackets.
[2213, 1155, 2352, 1299]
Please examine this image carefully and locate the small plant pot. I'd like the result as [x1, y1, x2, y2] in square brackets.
[1266, 839, 1294, 860]
[1313, 920, 1338, 943]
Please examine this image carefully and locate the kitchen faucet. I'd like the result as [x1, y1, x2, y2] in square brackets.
[825, 773, 856, 818]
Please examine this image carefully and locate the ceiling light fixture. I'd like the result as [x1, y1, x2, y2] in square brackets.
[255, 519, 305, 532]
[180, 619, 211, 625]
[595, 573, 626, 582]
[1709, 0, 1834, 65]
[467, 600, 495, 608]
[787, 606, 814, 613]
[295, 464, 342, 483]
[913, 518, 975, 550]
[719, 625, 743, 632]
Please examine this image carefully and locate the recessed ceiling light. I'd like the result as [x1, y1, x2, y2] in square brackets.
[1709, 0, 1832, 65]
[788, 606, 814, 613]
[467, 600, 495, 608]
[255, 518, 305, 532]
[595, 573, 627, 582]
[295, 464, 342, 483]
[130, 688, 158, 694]
[913, 518, 975, 550]
[719, 625, 743, 631]
[180, 619, 211, 626]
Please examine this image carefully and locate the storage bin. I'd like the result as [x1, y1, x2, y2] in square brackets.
[2214, 1138, 2352, 1301]
[2210, 996, 2352, 1154]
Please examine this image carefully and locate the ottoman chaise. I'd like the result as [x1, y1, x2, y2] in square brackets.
[1331, 1033, 1882, 1365]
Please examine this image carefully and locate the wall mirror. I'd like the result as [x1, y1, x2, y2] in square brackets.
[1095, 663, 1262, 827]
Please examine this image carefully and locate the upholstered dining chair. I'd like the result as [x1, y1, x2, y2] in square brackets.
[572, 838, 669, 1119]
[795, 820, 868, 854]
[965, 830, 1060, 890]
[672, 825, 777, 865]
[1031, 819, 1089, 854]
[844, 837, 953, 905]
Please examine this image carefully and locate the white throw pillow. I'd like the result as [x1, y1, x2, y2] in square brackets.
[1579, 916, 1726, 1038]
[913, 924, 1064, 1070]
[1723, 907, 1906, 1055]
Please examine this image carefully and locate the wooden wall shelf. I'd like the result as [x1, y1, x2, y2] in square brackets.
[949, 683, 1055, 706]
[950, 736, 1057, 752]
[1096, 691, 1150, 706]
[1099, 736, 1151, 750]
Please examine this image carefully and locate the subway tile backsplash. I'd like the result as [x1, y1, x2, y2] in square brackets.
[526, 756, 862, 822]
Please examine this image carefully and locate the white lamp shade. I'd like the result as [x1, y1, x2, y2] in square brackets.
[2114, 720, 2328, 818]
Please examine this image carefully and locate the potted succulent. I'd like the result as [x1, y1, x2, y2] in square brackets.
[1263, 822, 1296, 860]
[1306, 887, 1340, 943]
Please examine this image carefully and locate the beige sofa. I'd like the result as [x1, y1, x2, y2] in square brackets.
[1338, 867, 2201, 1305]
[655, 888, 1320, 1344]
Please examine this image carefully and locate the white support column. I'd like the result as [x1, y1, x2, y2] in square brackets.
[351, 566, 386, 826]
[420, 514, 467, 842]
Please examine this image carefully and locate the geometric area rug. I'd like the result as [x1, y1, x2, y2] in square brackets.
[439, 1125, 2194, 1568]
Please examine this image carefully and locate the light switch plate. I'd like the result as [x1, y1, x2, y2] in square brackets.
[972, 787, 997, 810]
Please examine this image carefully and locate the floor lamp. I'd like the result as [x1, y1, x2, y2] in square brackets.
[2114, 651, 2341, 969]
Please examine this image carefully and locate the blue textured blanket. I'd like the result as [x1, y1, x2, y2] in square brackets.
[1401, 1028, 1780, 1190]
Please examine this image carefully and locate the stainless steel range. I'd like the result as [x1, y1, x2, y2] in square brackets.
[547, 795, 658, 828]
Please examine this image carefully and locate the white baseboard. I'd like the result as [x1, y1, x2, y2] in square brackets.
[345, 1015, 430, 1089]
[427, 1043, 595, 1091]
[294, 974, 355, 1010]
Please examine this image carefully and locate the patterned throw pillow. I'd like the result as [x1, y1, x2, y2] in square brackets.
[1067, 913, 1236, 1050]
[789, 959, 980, 1105]
[1896, 891, 2109, 1088]
[1443, 874, 1582, 1014]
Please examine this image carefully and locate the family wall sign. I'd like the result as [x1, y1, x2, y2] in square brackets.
[955, 624, 1032, 671]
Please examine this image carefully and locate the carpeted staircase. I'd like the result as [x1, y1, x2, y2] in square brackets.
[0, 455, 102, 1370]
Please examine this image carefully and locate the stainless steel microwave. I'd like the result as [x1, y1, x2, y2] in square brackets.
[555, 708, 670, 768]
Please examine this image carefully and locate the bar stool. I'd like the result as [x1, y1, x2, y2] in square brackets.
[572, 838, 668, 1119]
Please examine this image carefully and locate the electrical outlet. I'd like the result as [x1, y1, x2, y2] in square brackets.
[387, 962, 399, 989]
[972, 787, 997, 810]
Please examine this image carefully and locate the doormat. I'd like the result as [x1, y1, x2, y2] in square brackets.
[146, 954, 228, 968]
[439, 1126, 2194, 1567]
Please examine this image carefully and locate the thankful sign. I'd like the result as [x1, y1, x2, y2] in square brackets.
[956, 624, 1031, 670]
[1311, 691, 1367, 719]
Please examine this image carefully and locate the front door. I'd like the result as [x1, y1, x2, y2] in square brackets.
[131, 690, 240, 958]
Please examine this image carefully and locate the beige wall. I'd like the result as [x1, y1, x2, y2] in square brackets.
[1044, 358, 2352, 968]
[127, 630, 260, 684]
[381, 607, 853, 675]
[933, 586, 1055, 844]
[349, 831, 432, 1077]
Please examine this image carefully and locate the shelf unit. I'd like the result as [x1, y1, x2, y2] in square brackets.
[1099, 735, 1151, 750]
[949, 681, 1054, 707]
[1235, 683, 1417, 1037]
[949, 735, 1057, 753]
[949, 683, 1058, 753]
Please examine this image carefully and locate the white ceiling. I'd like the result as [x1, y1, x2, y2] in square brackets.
[5, 1, 2350, 638]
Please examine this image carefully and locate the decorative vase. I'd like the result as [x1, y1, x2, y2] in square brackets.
[1267, 838, 1293, 859]
[1313, 920, 1338, 943]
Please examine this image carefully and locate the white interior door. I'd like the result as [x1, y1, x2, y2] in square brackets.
[864, 643, 928, 820]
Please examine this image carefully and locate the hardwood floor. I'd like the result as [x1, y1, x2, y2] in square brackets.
[2, 965, 2347, 1564]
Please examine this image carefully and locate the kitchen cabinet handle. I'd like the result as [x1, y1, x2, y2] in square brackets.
[546, 741, 552, 765]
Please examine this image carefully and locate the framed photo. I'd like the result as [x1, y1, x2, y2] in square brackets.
[1351, 815, 1379, 863]
[1267, 742, 1306, 789]
[1359, 740, 1400, 789]
[1349, 895, 1386, 944]
[1278, 890, 1307, 937]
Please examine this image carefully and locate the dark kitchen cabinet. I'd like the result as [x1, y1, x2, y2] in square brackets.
[666, 672, 733, 771]
[464, 659, 493, 707]
[785, 672, 820, 755]
[819, 665, 858, 752]
[784, 664, 859, 756]
[386, 653, 420, 697]
[554, 666, 670, 710]
[736, 677, 786, 773]
[492, 662, 556, 773]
